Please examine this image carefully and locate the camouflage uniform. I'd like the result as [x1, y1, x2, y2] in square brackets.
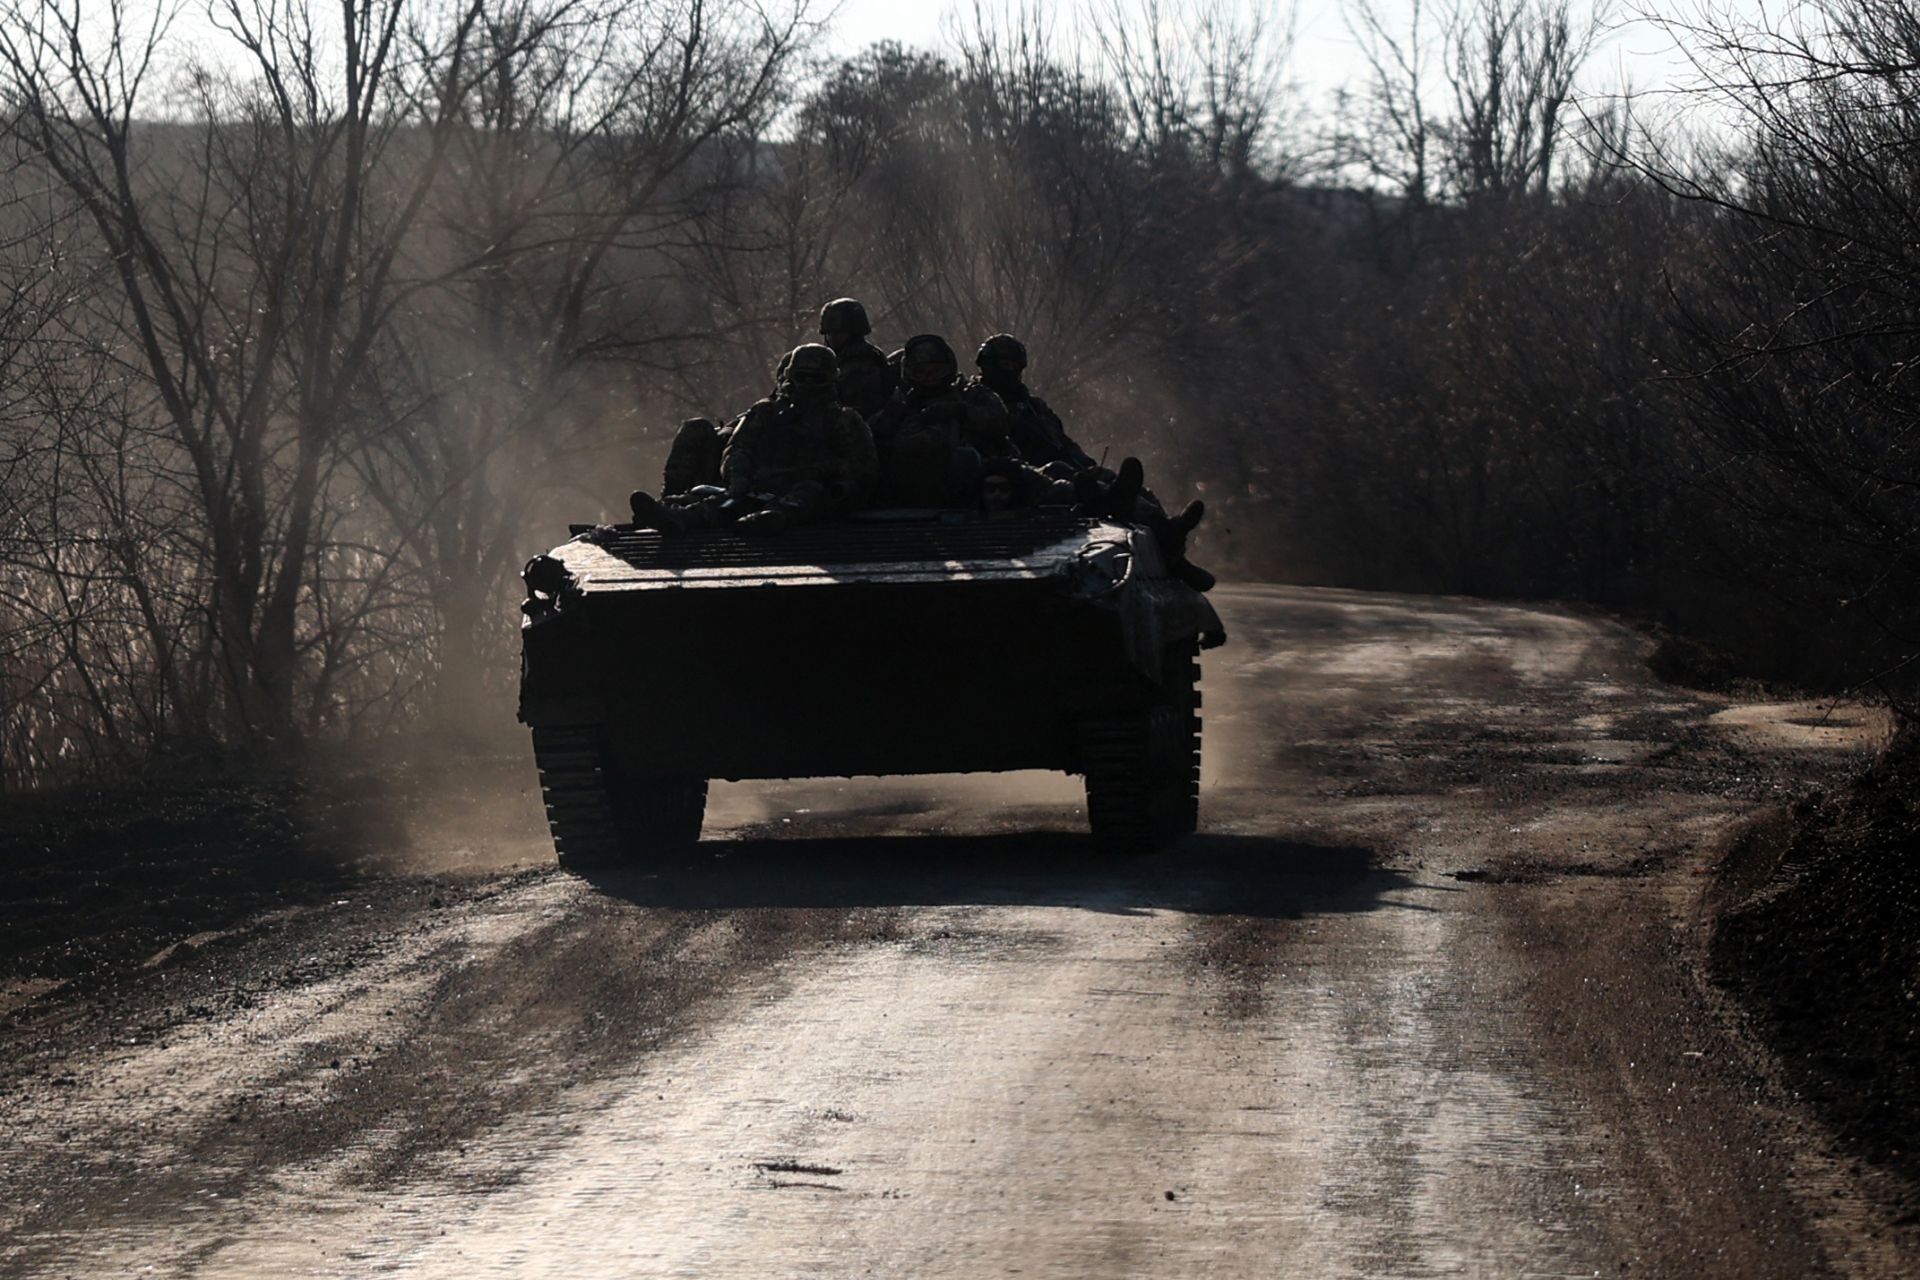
[868, 335, 1015, 506]
[974, 332, 1215, 591]
[720, 392, 876, 509]
[661, 348, 792, 497]
[632, 345, 876, 534]
[817, 297, 900, 421]
[971, 333, 1101, 476]
[835, 342, 897, 421]
[1003, 390, 1101, 474]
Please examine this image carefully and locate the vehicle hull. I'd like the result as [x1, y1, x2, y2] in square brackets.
[522, 575, 1167, 779]
[515, 510, 1224, 861]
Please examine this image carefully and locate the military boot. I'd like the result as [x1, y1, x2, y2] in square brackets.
[629, 489, 688, 534]
[1150, 499, 1216, 592]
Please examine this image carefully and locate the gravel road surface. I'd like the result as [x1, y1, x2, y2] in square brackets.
[2, 585, 1911, 1278]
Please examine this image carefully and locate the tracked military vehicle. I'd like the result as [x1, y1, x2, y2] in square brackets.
[517, 509, 1226, 865]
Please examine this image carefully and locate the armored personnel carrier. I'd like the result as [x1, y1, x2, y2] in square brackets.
[517, 510, 1226, 865]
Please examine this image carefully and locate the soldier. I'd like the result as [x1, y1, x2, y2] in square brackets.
[978, 455, 1042, 515]
[972, 333, 1102, 477]
[660, 350, 797, 497]
[867, 334, 1016, 506]
[629, 344, 876, 535]
[817, 297, 898, 421]
[972, 332, 1214, 591]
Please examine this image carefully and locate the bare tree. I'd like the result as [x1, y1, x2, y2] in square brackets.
[1636, 0, 1920, 705]
[1077, 0, 1297, 179]
[349, 0, 815, 735]
[1438, 0, 1603, 199]
[0, 0, 627, 745]
[1340, 0, 1605, 204]
[1343, 0, 1437, 205]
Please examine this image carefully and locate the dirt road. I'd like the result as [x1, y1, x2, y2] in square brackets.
[2, 585, 1911, 1278]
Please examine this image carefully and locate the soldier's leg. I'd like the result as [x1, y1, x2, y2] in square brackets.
[630, 489, 688, 532]
[1142, 496, 1214, 591]
[630, 488, 751, 533]
[1082, 458, 1214, 591]
[679, 493, 774, 531]
[1072, 456, 1142, 517]
[1106, 456, 1144, 518]
[736, 481, 826, 536]
[1016, 462, 1075, 506]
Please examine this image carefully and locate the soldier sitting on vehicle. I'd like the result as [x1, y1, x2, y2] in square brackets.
[972, 333, 1103, 478]
[661, 345, 813, 498]
[628, 344, 877, 536]
[868, 334, 1018, 506]
[817, 297, 898, 421]
[972, 332, 1215, 592]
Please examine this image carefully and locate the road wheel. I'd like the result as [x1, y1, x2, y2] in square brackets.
[1080, 715, 1159, 856]
[1154, 643, 1202, 837]
[531, 726, 706, 868]
[1080, 644, 1202, 854]
[608, 776, 708, 854]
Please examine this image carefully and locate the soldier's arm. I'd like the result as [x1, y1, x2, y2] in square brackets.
[867, 399, 905, 458]
[1007, 408, 1058, 465]
[719, 407, 765, 495]
[830, 408, 879, 506]
[1036, 397, 1099, 471]
[962, 386, 1013, 457]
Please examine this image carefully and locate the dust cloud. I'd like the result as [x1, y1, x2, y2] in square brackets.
[322, 743, 1095, 875]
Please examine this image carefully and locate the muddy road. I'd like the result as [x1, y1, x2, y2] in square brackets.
[2, 585, 1911, 1278]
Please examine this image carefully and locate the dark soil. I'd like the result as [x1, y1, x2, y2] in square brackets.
[1646, 624, 1741, 693]
[1712, 725, 1920, 1203]
[0, 752, 538, 996]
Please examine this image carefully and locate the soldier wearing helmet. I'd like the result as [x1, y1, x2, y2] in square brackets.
[817, 297, 898, 421]
[659, 347, 799, 498]
[867, 334, 1017, 506]
[630, 343, 876, 535]
[971, 333, 1102, 477]
[971, 331, 1216, 591]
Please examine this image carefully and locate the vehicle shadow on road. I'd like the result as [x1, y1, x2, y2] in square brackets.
[574, 832, 1438, 919]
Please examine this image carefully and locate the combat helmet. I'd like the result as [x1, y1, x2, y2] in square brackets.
[781, 343, 840, 399]
[975, 333, 1028, 370]
[818, 297, 872, 339]
[901, 333, 958, 371]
